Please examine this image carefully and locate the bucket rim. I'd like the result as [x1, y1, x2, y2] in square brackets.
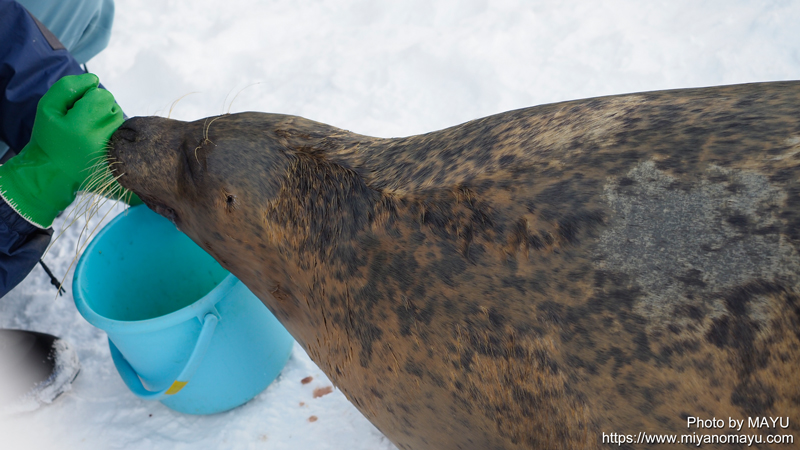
[73, 206, 236, 335]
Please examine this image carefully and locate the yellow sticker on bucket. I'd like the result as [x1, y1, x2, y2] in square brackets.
[166, 381, 188, 395]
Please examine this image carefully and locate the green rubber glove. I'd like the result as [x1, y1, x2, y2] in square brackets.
[0, 73, 138, 229]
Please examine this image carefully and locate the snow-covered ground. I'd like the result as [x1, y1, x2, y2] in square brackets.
[2, 0, 800, 448]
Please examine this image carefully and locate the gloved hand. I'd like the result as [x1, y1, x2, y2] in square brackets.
[0, 73, 139, 229]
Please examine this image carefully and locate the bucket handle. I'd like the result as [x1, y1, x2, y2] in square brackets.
[108, 313, 219, 401]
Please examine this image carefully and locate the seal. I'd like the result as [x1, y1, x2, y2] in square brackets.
[108, 81, 800, 450]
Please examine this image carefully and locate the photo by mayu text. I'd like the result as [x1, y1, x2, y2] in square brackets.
[602, 417, 794, 446]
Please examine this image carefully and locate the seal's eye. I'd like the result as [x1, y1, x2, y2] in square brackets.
[225, 194, 236, 212]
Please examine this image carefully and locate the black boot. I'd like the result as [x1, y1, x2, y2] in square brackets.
[0, 329, 80, 414]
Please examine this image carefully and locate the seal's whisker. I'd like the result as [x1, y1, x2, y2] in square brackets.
[123, 188, 134, 208]
[44, 165, 129, 260]
[41, 147, 134, 289]
[80, 169, 112, 193]
[104, 155, 127, 172]
[74, 197, 100, 255]
[80, 179, 115, 206]
[82, 165, 130, 202]
[77, 195, 117, 254]
[43, 192, 103, 262]
[79, 165, 116, 196]
[42, 190, 99, 259]
[56, 194, 118, 299]
[167, 92, 199, 119]
[74, 191, 117, 255]
[227, 82, 261, 114]
[81, 156, 117, 176]
[194, 115, 222, 163]
[81, 170, 107, 184]
[204, 115, 223, 142]
[194, 117, 210, 163]
[88, 152, 111, 164]
[220, 86, 236, 116]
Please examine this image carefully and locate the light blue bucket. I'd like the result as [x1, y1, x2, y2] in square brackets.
[73, 205, 294, 415]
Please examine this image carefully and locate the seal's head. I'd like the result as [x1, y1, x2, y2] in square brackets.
[108, 112, 379, 327]
[109, 114, 302, 297]
[110, 114, 289, 229]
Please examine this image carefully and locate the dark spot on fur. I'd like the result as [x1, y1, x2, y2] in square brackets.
[427, 256, 467, 287]
[675, 269, 707, 289]
[389, 251, 418, 292]
[636, 387, 659, 414]
[588, 283, 641, 314]
[368, 387, 384, 399]
[723, 280, 783, 317]
[405, 359, 424, 379]
[501, 275, 527, 294]
[354, 321, 383, 368]
[731, 380, 776, 416]
[538, 301, 563, 325]
[725, 213, 749, 229]
[487, 308, 505, 328]
[674, 303, 705, 320]
[499, 154, 517, 166]
[566, 353, 597, 375]
[657, 345, 674, 364]
[608, 346, 632, 376]
[459, 349, 474, 371]
[331, 244, 362, 281]
[633, 331, 652, 362]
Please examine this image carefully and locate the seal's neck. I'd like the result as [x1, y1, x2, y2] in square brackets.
[265, 151, 385, 250]
[271, 113, 534, 196]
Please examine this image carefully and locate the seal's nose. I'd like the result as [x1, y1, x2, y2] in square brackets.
[113, 116, 151, 143]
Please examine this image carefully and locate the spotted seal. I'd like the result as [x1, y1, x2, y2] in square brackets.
[108, 82, 800, 449]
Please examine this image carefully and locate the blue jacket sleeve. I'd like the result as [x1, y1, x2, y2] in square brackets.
[0, 202, 52, 297]
[0, 0, 93, 153]
[0, 0, 97, 297]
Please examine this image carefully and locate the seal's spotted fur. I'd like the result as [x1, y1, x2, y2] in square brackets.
[110, 82, 800, 450]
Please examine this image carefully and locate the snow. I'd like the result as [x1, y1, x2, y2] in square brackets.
[2, 0, 799, 448]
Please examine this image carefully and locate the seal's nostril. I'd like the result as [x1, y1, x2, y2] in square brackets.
[115, 126, 138, 143]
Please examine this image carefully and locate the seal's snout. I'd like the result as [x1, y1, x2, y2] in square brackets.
[107, 117, 163, 195]
[107, 116, 174, 177]
[108, 118, 142, 182]
[106, 115, 192, 228]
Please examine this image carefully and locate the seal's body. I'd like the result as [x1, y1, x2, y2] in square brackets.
[109, 82, 800, 450]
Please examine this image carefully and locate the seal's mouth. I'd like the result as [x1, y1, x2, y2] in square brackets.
[140, 194, 181, 227]
[153, 204, 180, 226]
